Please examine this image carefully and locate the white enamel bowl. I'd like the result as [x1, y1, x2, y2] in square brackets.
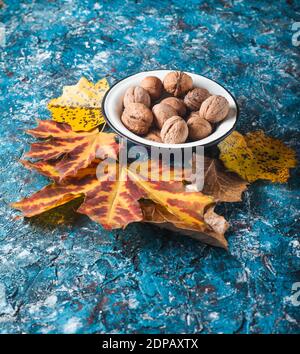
[102, 70, 239, 149]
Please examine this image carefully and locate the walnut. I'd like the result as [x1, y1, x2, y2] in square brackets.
[123, 86, 151, 108]
[160, 116, 188, 144]
[140, 76, 163, 100]
[184, 88, 210, 111]
[145, 129, 162, 143]
[187, 113, 212, 141]
[163, 71, 193, 97]
[188, 111, 200, 120]
[199, 95, 230, 123]
[152, 103, 178, 129]
[160, 97, 187, 117]
[121, 103, 153, 135]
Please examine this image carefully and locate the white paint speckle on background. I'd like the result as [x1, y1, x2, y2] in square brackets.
[285, 314, 298, 324]
[44, 295, 57, 308]
[0, 283, 14, 315]
[63, 317, 82, 334]
[128, 298, 139, 309]
[208, 312, 220, 321]
[148, 38, 158, 45]
[290, 240, 300, 258]
[17, 249, 30, 259]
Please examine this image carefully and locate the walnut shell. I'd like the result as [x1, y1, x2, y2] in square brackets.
[140, 76, 163, 100]
[163, 71, 193, 97]
[160, 116, 188, 144]
[184, 88, 210, 111]
[199, 95, 230, 123]
[145, 129, 162, 143]
[152, 103, 178, 129]
[187, 113, 212, 141]
[123, 86, 151, 108]
[160, 97, 187, 117]
[121, 103, 153, 135]
[188, 111, 200, 120]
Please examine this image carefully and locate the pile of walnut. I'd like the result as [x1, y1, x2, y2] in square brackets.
[121, 71, 230, 144]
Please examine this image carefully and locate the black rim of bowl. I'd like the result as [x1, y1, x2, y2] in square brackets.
[101, 69, 239, 149]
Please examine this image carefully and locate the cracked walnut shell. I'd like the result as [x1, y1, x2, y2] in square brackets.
[163, 71, 193, 97]
[121, 103, 153, 135]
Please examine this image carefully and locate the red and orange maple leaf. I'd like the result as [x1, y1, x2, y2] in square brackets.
[25, 120, 118, 181]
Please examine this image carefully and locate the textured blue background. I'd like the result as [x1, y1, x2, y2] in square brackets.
[0, 0, 299, 334]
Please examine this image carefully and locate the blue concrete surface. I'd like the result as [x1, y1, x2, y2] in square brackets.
[0, 0, 299, 334]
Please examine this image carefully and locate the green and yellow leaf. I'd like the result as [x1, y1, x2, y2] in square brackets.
[218, 131, 297, 183]
[48, 77, 109, 131]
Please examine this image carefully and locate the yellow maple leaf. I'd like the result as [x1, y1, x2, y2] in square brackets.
[48, 77, 109, 131]
[218, 131, 297, 183]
